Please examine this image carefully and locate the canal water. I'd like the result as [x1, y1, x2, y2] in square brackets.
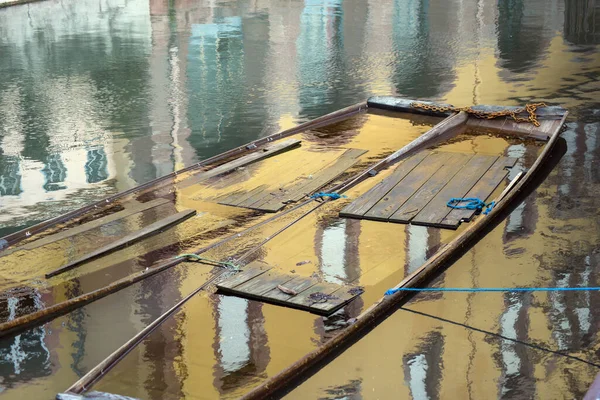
[0, 0, 599, 399]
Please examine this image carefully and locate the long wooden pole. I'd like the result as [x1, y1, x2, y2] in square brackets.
[239, 112, 568, 400]
[64, 269, 228, 394]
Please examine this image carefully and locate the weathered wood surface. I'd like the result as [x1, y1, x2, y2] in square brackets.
[439, 157, 518, 228]
[340, 151, 516, 229]
[45, 209, 197, 278]
[339, 152, 429, 217]
[390, 153, 470, 223]
[363, 152, 451, 221]
[1, 198, 171, 257]
[410, 154, 497, 227]
[217, 262, 361, 315]
[178, 139, 301, 189]
[218, 148, 366, 212]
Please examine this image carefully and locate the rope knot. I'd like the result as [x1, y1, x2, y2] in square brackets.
[447, 197, 495, 215]
[310, 192, 347, 201]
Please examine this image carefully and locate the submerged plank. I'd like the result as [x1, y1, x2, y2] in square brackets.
[440, 157, 518, 228]
[339, 152, 429, 218]
[57, 391, 141, 400]
[223, 148, 367, 213]
[411, 154, 498, 227]
[180, 138, 302, 189]
[217, 262, 272, 289]
[389, 153, 471, 223]
[217, 268, 360, 315]
[45, 209, 197, 278]
[363, 152, 450, 221]
[3, 198, 171, 255]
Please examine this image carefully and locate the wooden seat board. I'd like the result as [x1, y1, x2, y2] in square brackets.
[339, 151, 429, 218]
[217, 266, 361, 315]
[389, 153, 471, 223]
[439, 156, 518, 228]
[363, 152, 451, 221]
[340, 150, 517, 229]
[410, 154, 498, 228]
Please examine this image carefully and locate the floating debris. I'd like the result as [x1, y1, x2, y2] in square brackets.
[277, 285, 297, 296]
[296, 260, 312, 266]
[308, 292, 339, 303]
[290, 269, 296, 273]
[348, 286, 364, 296]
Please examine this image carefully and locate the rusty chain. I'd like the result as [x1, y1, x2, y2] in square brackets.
[410, 102, 548, 127]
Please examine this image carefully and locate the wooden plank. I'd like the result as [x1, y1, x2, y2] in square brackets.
[249, 148, 367, 212]
[286, 282, 342, 308]
[411, 154, 498, 227]
[389, 153, 471, 223]
[218, 185, 269, 207]
[311, 286, 363, 312]
[5, 198, 171, 255]
[439, 157, 518, 228]
[45, 209, 197, 278]
[261, 276, 319, 301]
[217, 262, 272, 289]
[363, 152, 451, 221]
[236, 185, 272, 208]
[178, 138, 301, 189]
[234, 270, 295, 296]
[339, 152, 429, 218]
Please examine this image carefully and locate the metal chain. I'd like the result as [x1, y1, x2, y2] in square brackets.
[410, 102, 548, 127]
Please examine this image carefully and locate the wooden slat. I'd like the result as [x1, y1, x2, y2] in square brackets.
[179, 138, 301, 189]
[389, 153, 471, 223]
[363, 152, 451, 221]
[411, 155, 498, 227]
[234, 270, 295, 296]
[219, 185, 268, 207]
[311, 286, 363, 312]
[217, 268, 360, 315]
[286, 282, 342, 308]
[4, 198, 171, 255]
[237, 148, 367, 213]
[217, 262, 272, 289]
[339, 152, 429, 218]
[236, 185, 273, 208]
[439, 157, 518, 228]
[45, 209, 197, 278]
[261, 276, 318, 301]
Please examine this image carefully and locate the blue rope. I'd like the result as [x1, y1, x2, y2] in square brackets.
[447, 197, 495, 215]
[310, 192, 347, 200]
[385, 287, 600, 296]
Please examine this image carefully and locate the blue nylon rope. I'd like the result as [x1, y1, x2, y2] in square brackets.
[385, 287, 600, 296]
[447, 197, 495, 215]
[310, 192, 347, 200]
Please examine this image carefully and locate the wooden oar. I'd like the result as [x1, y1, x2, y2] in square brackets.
[60, 268, 228, 396]
[45, 209, 197, 279]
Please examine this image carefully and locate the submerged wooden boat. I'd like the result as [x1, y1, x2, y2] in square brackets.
[0, 97, 568, 399]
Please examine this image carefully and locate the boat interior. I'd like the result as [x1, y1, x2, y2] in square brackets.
[0, 97, 568, 398]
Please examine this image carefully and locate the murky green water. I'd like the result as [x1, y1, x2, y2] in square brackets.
[0, 0, 599, 399]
